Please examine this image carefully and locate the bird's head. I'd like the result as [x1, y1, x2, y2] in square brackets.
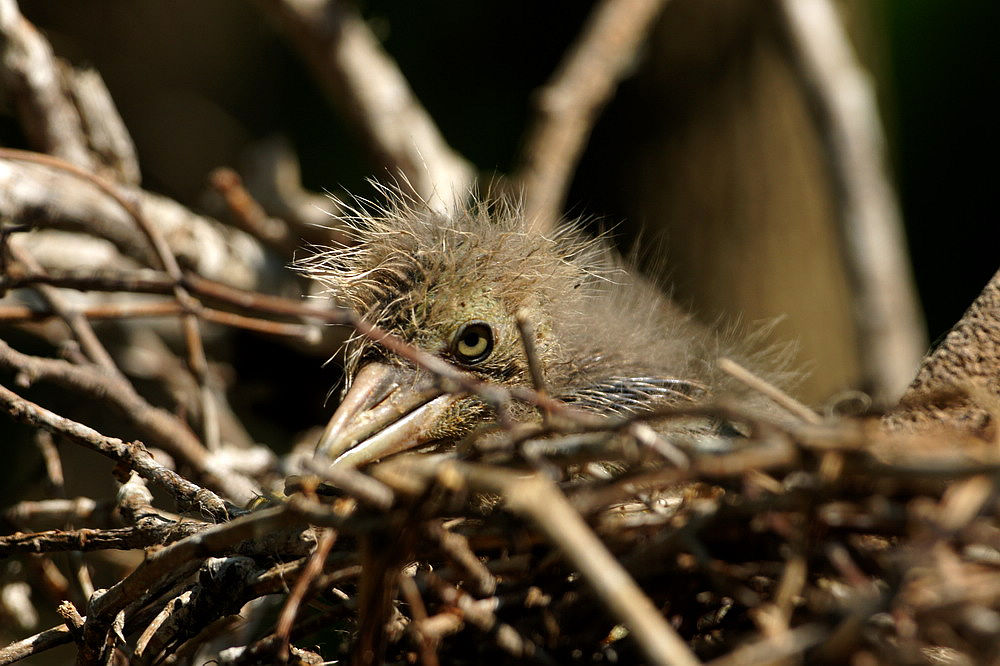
[302, 197, 715, 468]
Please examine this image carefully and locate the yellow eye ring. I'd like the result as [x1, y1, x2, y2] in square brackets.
[452, 321, 494, 364]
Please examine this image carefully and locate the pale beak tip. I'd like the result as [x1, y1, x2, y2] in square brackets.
[315, 362, 452, 469]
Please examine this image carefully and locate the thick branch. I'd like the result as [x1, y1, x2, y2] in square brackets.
[0, 0, 94, 169]
[773, 0, 926, 402]
[0, 157, 272, 290]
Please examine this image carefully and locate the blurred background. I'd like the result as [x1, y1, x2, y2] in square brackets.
[7, 0, 997, 405]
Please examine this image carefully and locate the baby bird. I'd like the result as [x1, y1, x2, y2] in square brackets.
[303, 196, 774, 468]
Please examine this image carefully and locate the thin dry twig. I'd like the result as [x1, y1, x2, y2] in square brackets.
[209, 167, 296, 253]
[0, 381, 237, 518]
[5, 240, 122, 376]
[399, 573, 440, 666]
[380, 455, 701, 666]
[33, 431, 95, 602]
[0, 523, 206, 557]
[274, 528, 337, 657]
[718, 356, 822, 424]
[0, 266, 350, 326]
[0, 338, 259, 503]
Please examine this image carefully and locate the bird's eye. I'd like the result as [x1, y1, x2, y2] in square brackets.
[452, 321, 494, 364]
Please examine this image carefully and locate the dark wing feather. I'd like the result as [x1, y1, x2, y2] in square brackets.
[557, 375, 707, 417]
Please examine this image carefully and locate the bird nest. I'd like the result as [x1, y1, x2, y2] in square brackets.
[3, 259, 1000, 666]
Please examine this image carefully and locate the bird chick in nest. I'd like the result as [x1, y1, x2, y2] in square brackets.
[301, 195, 785, 469]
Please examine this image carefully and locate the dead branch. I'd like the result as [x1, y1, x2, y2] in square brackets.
[239, 135, 343, 244]
[62, 67, 140, 185]
[255, 0, 474, 211]
[0, 382, 242, 514]
[516, 0, 670, 232]
[0, 338, 259, 500]
[772, 0, 927, 403]
[5, 239, 121, 375]
[0, 156, 272, 289]
[209, 167, 298, 255]
[0, 0, 94, 169]
[0, 624, 73, 665]
[0, 522, 206, 557]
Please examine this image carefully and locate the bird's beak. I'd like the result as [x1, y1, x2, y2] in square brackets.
[316, 362, 457, 469]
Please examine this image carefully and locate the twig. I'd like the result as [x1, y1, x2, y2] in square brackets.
[35, 431, 95, 602]
[132, 589, 193, 663]
[516, 0, 669, 232]
[704, 624, 826, 666]
[0, 339, 259, 503]
[240, 135, 343, 244]
[0, 381, 237, 519]
[718, 357, 822, 424]
[85, 504, 308, 625]
[399, 574, 440, 666]
[301, 457, 396, 510]
[209, 167, 296, 253]
[1, 267, 178, 296]
[0, 623, 73, 665]
[274, 528, 337, 656]
[0, 299, 321, 341]
[3, 497, 100, 527]
[1, 267, 351, 324]
[384, 457, 700, 666]
[425, 521, 496, 596]
[0, 147, 218, 442]
[6, 240, 122, 376]
[255, 0, 474, 211]
[772, 0, 926, 403]
[515, 310, 549, 397]
[0, 523, 206, 557]
[424, 572, 537, 659]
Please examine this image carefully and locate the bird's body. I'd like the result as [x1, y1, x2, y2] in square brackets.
[303, 196, 782, 468]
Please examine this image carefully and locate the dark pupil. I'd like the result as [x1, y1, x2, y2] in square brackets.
[463, 331, 481, 347]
